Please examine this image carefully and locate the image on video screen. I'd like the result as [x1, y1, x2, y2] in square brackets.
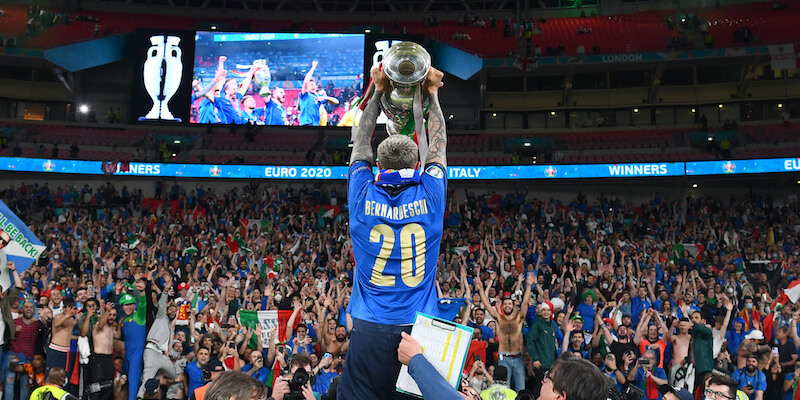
[191, 32, 365, 127]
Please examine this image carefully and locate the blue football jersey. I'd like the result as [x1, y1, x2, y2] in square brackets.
[347, 161, 447, 325]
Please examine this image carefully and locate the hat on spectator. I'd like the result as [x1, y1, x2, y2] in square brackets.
[549, 297, 565, 312]
[538, 301, 554, 314]
[119, 293, 136, 305]
[493, 365, 508, 382]
[203, 358, 225, 373]
[143, 378, 160, 396]
[745, 330, 764, 341]
[501, 292, 512, 300]
[658, 385, 693, 400]
[581, 289, 597, 302]
[178, 282, 189, 291]
[603, 318, 615, 327]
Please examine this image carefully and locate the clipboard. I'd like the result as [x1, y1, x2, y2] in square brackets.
[396, 312, 474, 398]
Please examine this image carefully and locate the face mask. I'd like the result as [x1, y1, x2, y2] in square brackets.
[745, 303, 753, 310]
[602, 283, 609, 290]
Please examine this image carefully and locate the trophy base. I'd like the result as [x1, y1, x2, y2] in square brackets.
[139, 116, 182, 122]
[259, 88, 272, 97]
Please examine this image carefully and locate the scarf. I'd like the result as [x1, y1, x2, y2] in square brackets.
[375, 168, 420, 188]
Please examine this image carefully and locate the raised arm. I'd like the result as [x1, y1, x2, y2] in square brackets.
[94, 302, 115, 332]
[286, 299, 302, 340]
[423, 68, 446, 168]
[633, 310, 651, 345]
[302, 61, 318, 94]
[349, 69, 384, 165]
[238, 64, 259, 96]
[473, 278, 501, 320]
[520, 274, 535, 315]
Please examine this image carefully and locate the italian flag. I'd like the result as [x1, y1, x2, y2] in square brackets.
[260, 256, 282, 280]
[451, 245, 481, 256]
[225, 235, 251, 254]
[671, 243, 705, 261]
[240, 218, 270, 237]
[238, 309, 300, 388]
[773, 279, 800, 310]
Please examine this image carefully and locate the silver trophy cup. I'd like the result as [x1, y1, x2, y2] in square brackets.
[252, 59, 272, 97]
[379, 41, 431, 136]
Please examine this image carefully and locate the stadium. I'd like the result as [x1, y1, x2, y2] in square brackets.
[0, 0, 799, 399]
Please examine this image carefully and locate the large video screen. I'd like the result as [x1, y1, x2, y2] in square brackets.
[191, 32, 365, 127]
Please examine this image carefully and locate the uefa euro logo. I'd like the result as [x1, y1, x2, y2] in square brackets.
[43, 160, 55, 171]
[722, 161, 735, 173]
[545, 166, 557, 178]
[210, 165, 222, 177]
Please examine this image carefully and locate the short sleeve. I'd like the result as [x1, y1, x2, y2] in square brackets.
[756, 372, 767, 391]
[348, 161, 373, 207]
[420, 163, 447, 212]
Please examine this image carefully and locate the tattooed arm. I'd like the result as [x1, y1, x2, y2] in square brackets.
[423, 68, 446, 168]
[349, 66, 387, 165]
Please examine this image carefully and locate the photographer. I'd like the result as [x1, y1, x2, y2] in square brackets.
[311, 353, 341, 395]
[190, 358, 225, 400]
[270, 355, 319, 400]
[626, 350, 667, 400]
[468, 358, 493, 392]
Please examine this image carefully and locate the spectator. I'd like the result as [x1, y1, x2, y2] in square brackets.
[731, 355, 766, 400]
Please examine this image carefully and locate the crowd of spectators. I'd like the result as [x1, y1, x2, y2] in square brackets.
[0, 179, 798, 400]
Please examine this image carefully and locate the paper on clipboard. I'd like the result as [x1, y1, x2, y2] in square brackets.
[396, 312, 474, 398]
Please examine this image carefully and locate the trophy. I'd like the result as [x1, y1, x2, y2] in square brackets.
[253, 59, 271, 97]
[236, 59, 272, 97]
[139, 35, 183, 122]
[379, 41, 431, 137]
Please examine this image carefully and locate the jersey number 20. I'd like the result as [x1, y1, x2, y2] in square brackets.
[369, 223, 426, 287]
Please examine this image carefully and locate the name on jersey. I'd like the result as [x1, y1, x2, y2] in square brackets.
[364, 199, 429, 220]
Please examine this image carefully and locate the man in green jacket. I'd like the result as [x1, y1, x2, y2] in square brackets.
[683, 305, 714, 394]
[526, 301, 557, 397]
[1, 261, 24, 343]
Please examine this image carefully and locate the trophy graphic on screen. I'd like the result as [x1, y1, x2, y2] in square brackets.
[379, 41, 431, 137]
[139, 35, 183, 122]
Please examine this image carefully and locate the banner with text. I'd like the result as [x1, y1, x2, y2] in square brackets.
[686, 158, 800, 176]
[0, 200, 46, 291]
[768, 43, 799, 70]
[4, 157, 800, 180]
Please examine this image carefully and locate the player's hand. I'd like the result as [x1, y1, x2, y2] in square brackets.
[533, 360, 541, 369]
[214, 67, 227, 83]
[311, 61, 318, 68]
[398, 331, 422, 366]
[370, 64, 390, 93]
[6, 261, 15, 271]
[423, 67, 444, 97]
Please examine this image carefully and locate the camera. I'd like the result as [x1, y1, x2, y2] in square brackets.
[285, 368, 311, 400]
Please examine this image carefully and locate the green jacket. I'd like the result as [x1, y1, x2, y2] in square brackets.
[1, 286, 21, 341]
[526, 317, 557, 369]
[691, 322, 714, 374]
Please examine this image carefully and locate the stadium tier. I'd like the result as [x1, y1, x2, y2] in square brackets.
[2, 2, 799, 55]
